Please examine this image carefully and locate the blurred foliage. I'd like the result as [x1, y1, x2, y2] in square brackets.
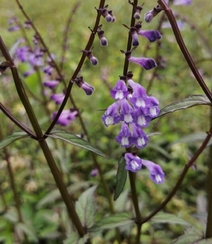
[0, 0, 212, 243]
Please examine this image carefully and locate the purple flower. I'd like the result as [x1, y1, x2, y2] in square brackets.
[119, 99, 134, 124]
[131, 123, 148, 149]
[137, 30, 162, 42]
[43, 65, 53, 75]
[23, 69, 35, 77]
[102, 101, 120, 126]
[125, 153, 142, 172]
[100, 37, 108, 46]
[90, 168, 99, 177]
[110, 79, 129, 100]
[52, 109, 78, 126]
[16, 46, 30, 62]
[115, 122, 132, 148]
[145, 96, 160, 118]
[128, 56, 157, 70]
[51, 93, 65, 105]
[133, 109, 151, 128]
[142, 160, 165, 184]
[29, 48, 44, 66]
[83, 50, 98, 65]
[173, 0, 192, 5]
[43, 80, 59, 89]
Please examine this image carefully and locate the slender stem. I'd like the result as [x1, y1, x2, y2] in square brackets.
[60, 2, 81, 70]
[206, 107, 212, 238]
[44, 0, 106, 136]
[38, 139, 86, 237]
[4, 149, 23, 222]
[123, 0, 138, 76]
[141, 126, 212, 224]
[158, 0, 212, 103]
[0, 36, 87, 238]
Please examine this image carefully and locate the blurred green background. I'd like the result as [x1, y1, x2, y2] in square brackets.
[0, 0, 212, 243]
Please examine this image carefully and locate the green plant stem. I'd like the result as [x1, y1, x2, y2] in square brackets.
[4, 149, 23, 222]
[157, 0, 212, 103]
[128, 171, 142, 242]
[141, 126, 212, 224]
[0, 37, 87, 238]
[206, 107, 212, 238]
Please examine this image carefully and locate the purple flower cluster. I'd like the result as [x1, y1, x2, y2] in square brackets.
[102, 73, 164, 183]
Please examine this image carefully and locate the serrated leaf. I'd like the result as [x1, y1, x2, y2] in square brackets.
[158, 95, 211, 118]
[151, 212, 191, 226]
[0, 131, 28, 150]
[63, 232, 89, 244]
[172, 227, 204, 243]
[88, 212, 134, 232]
[114, 157, 127, 201]
[48, 129, 106, 157]
[37, 181, 90, 208]
[16, 222, 38, 242]
[76, 185, 97, 228]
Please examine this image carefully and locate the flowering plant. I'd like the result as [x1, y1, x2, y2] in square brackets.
[0, 0, 212, 243]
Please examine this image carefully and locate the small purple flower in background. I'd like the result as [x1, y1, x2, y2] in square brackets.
[90, 168, 99, 177]
[110, 78, 129, 100]
[102, 101, 121, 126]
[142, 160, 165, 184]
[43, 80, 59, 89]
[16, 46, 30, 62]
[125, 153, 142, 173]
[52, 109, 78, 126]
[173, 0, 192, 5]
[115, 122, 132, 148]
[51, 93, 65, 105]
[23, 69, 35, 77]
[8, 17, 20, 32]
[74, 76, 95, 95]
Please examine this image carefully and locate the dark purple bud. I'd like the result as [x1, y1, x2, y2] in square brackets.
[75, 76, 95, 95]
[97, 29, 108, 46]
[24, 21, 32, 29]
[130, 27, 139, 47]
[137, 29, 162, 42]
[144, 5, 163, 23]
[82, 50, 98, 66]
[128, 55, 157, 70]
[133, 5, 143, 20]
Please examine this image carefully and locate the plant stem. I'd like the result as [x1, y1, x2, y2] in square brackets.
[4, 149, 23, 222]
[205, 107, 212, 238]
[157, 0, 212, 103]
[141, 126, 212, 224]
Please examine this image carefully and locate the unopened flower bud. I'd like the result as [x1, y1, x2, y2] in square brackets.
[133, 5, 143, 19]
[82, 50, 98, 65]
[130, 27, 139, 47]
[74, 76, 95, 95]
[97, 29, 108, 46]
[144, 5, 163, 23]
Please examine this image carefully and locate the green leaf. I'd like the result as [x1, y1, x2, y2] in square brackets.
[76, 185, 97, 228]
[88, 212, 134, 232]
[16, 222, 38, 242]
[0, 131, 28, 150]
[63, 233, 90, 244]
[158, 95, 211, 118]
[151, 212, 191, 226]
[114, 157, 127, 201]
[48, 129, 106, 157]
[172, 227, 204, 243]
